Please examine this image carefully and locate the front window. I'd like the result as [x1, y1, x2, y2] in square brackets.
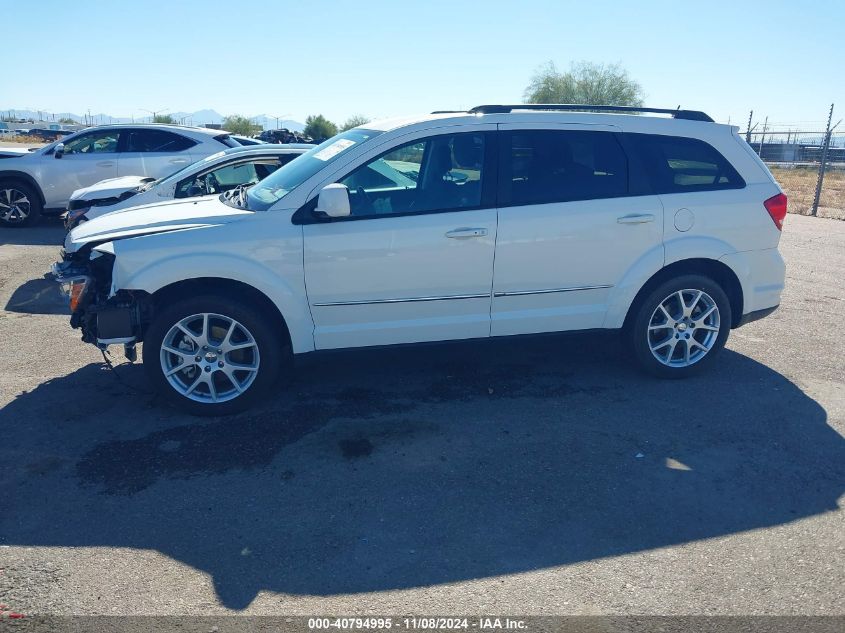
[62, 130, 120, 154]
[339, 132, 485, 217]
[247, 129, 382, 211]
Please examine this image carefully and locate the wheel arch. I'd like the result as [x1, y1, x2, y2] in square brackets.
[149, 277, 293, 351]
[0, 170, 46, 206]
[622, 258, 744, 330]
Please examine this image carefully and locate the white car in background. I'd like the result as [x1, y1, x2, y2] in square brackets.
[65, 145, 310, 228]
[0, 123, 244, 227]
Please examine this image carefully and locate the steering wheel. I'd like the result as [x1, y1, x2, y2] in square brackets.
[355, 186, 373, 213]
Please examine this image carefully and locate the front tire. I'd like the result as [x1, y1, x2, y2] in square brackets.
[628, 274, 732, 378]
[143, 295, 285, 415]
[0, 181, 42, 227]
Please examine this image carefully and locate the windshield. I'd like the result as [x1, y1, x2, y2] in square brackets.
[246, 129, 382, 211]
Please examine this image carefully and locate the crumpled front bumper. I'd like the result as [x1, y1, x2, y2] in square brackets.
[52, 255, 139, 348]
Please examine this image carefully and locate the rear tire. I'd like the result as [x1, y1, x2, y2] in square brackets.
[0, 181, 42, 227]
[143, 294, 287, 415]
[628, 274, 732, 379]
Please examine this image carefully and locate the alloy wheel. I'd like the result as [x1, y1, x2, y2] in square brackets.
[647, 289, 721, 367]
[160, 312, 260, 404]
[0, 188, 31, 224]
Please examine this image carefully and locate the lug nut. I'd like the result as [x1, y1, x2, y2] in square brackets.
[204, 366, 211, 372]
[217, 349, 222, 354]
[218, 361, 224, 368]
[195, 356, 201, 362]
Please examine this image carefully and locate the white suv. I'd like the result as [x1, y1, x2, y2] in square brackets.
[0, 123, 241, 226]
[55, 105, 788, 415]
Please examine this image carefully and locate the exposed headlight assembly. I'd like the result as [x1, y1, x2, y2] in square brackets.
[58, 275, 93, 312]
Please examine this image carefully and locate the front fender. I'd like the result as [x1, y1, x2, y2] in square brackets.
[111, 230, 314, 354]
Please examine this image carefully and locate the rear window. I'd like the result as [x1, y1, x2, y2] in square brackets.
[501, 129, 628, 205]
[125, 129, 196, 153]
[627, 133, 744, 194]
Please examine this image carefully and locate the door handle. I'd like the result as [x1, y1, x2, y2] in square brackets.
[96, 161, 114, 168]
[169, 158, 189, 164]
[445, 227, 488, 239]
[617, 214, 655, 224]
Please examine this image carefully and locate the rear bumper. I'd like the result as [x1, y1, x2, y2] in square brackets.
[719, 248, 785, 318]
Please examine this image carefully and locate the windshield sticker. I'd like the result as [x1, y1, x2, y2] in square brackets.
[313, 139, 356, 161]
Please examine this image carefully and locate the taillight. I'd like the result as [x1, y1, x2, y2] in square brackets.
[764, 193, 788, 230]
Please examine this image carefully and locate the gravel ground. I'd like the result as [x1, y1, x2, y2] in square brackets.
[0, 214, 843, 617]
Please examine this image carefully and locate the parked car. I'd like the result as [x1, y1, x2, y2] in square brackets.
[256, 128, 314, 144]
[25, 128, 73, 142]
[54, 104, 787, 415]
[0, 123, 242, 226]
[64, 145, 309, 228]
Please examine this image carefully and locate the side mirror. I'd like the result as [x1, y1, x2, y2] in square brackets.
[54, 143, 65, 159]
[315, 183, 350, 218]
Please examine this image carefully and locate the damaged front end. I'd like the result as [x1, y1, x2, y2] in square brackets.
[53, 243, 150, 360]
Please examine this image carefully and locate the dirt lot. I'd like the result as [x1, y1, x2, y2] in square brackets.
[770, 166, 845, 220]
[0, 215, 843, 617]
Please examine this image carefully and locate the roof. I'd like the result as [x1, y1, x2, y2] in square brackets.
[69, 122, 228, 137]
[364, 105, 722, 134]
[218, 144, 310, 157]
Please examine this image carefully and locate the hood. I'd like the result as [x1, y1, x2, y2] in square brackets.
[0, 147, 36, 159]
[70, 176, 156, 202]
[65, 196, 252, 253]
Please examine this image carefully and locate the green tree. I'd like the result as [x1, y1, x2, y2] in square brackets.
[152, 114, 176, 124]
[340, 114, 370, 132]
[524, 61, 644, 107]
[223, 115, 259, 136]
[304, 114, 338, 142]
[58, 117, 76, 124]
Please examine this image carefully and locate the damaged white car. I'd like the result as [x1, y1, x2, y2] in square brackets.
[64, 144, 308, 229]
[54, 106, 786, 416]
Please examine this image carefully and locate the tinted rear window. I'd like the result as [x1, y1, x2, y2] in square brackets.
[626, 133, 744, 194]
[125, 129, 196, 152]
[502, 130, 628, 205]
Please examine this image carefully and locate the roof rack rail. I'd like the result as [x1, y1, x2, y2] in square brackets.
[467, 104, 714, 122]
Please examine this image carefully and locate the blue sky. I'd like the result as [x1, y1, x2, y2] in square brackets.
[3, 0, 842, 129]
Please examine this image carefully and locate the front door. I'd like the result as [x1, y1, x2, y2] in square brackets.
[42, 129, 120, 207]
[303, 130, 497, 350]
[491, 124, 665, 336]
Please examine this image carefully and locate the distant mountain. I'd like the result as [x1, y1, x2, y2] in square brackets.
[1, 108, 304, 131]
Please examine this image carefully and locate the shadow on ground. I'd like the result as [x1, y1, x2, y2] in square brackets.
[0, 218, 65, 246]
[2, 334, 843, 609]
[4, 274, 69, 315]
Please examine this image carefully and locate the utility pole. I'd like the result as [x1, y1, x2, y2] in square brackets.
[758, 116, 768, 157]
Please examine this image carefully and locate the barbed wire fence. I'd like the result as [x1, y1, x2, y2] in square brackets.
[738, 104, 843, 219]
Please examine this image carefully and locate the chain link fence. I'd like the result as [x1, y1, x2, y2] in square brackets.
[741, 106, 843, 220]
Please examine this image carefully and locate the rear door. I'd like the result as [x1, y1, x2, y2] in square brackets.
[491, 123, 664, 336]
[117, 128, 198, 179]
